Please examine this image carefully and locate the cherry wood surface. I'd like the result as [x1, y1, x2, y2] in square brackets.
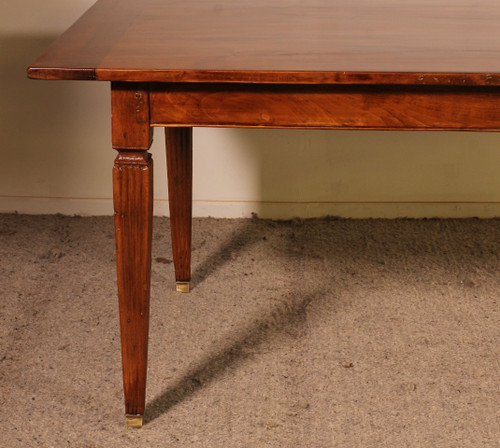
[113, 150, 153, 418]
[111, 85, 155, 421]
[151, 84, 500, 131]
[165, 128, 193, 284]
[27, 0, 500, 86]
[111, 82, 153, 150]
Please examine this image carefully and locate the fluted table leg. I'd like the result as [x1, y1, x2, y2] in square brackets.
[111, 82, 153, 428]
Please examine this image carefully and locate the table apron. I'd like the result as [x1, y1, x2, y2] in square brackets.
[149, 84, 500, 131]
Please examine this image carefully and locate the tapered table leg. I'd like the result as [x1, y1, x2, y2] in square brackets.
[113, 151, 153, 428]
[165, 127, 193, 292]
[111, 82, 153, 427]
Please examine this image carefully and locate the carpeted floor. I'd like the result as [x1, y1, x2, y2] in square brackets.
[0, 214, 498, 447]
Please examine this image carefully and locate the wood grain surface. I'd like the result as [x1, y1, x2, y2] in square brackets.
[27, 0, 500, 85]
[165, 128, 193, 283]
[151, 84, 500, 130]
[111, 82, 153, 150]
[113, 151, 153, 417]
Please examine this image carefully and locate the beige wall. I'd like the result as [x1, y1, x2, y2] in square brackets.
[2, 0, 500, 219]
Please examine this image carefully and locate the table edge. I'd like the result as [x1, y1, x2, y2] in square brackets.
[26, 67, 500, 86]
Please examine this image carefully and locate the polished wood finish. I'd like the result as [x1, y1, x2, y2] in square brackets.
[111, 82, 154, 421]
[27, 0, 500, 86]
[113, 151, 153, 418]
[27, 0, 500, 427]
[165, 128, 193, 283]
[111, 82, 152, 150]
[151, 84, 500, 131]
[25, 0, 146, 81]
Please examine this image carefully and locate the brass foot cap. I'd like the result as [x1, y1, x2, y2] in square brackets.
[176, 281, 190, 293]
[126, 414, 143, 428]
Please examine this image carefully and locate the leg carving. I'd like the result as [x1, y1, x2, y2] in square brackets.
[113, 150, 153, 427]
[165, 127, 193, 292]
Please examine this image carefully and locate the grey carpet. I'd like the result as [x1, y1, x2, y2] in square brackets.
[0, 214, 498, 447]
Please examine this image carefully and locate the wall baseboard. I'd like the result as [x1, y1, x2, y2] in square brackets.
[2, 196, 500, 219]
[0, 197, 115, 216]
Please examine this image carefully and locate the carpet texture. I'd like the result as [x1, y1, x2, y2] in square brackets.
[0, 214, 499, 447]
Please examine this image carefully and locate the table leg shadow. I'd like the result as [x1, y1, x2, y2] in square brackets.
[144, 289, 316, 424]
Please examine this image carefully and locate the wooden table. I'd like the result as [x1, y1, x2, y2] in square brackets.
[28, 0, 500, 428]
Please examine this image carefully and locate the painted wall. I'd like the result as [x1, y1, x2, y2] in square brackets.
[2, 0, 500, 219]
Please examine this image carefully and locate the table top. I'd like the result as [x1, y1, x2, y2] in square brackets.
[28, 0, 500, 86]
